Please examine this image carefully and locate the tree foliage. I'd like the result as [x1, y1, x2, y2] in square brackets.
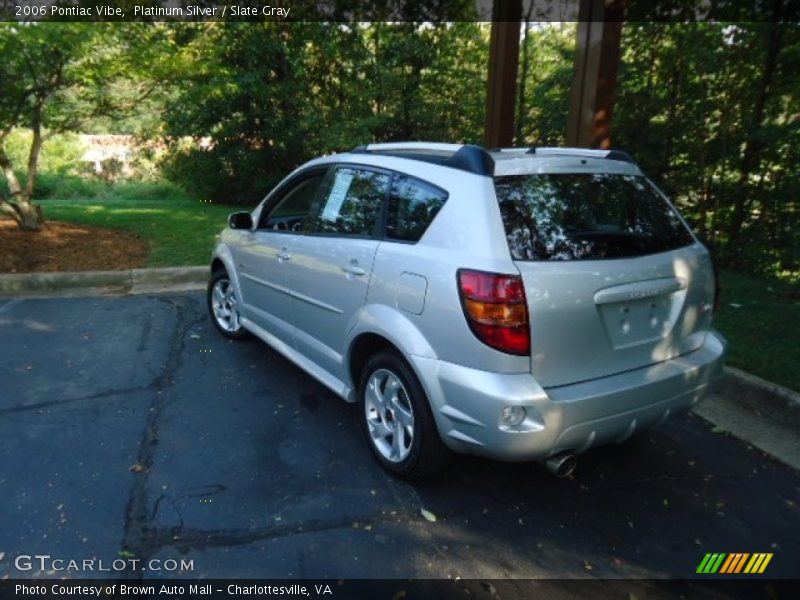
[0, 23, 140, 229]
[613, 23, 800, 274]
[160, 22, 488, 204]
[516, 23, 576, 146]
[0, 20, 797, 279]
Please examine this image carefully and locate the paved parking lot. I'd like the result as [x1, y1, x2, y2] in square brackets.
[1, 293, 798, 582]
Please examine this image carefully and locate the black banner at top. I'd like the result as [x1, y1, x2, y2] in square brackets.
[1, 0, 799, 23]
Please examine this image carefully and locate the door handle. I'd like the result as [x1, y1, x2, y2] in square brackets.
[276, 248, 291, 261]
[341, 263, 366, 276]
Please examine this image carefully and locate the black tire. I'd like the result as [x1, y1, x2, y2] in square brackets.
[207, 269, 249, 340]
[359, 350, 450, 479]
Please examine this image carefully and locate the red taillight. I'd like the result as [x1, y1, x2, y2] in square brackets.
[457, 269, 530, 355]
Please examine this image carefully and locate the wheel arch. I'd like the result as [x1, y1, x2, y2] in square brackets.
[209, 245, 243, 299]
[345, 304, 437, 394]
[210, 257, 226, 274]
[348, 333, 397, 395]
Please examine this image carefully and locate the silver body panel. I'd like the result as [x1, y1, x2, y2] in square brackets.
[212, 148, 727, 461]
[410, 330, 724, 460]
[516, 244, 715, 387]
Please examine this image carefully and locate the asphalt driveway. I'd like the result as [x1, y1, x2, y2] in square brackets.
[0, 293, 798, 583]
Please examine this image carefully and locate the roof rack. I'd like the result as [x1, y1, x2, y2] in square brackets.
[348, 143, 636, 174]
[518, 147, 636, 163]
[488, 147, 531, 154]
[350, 142, 494, 177]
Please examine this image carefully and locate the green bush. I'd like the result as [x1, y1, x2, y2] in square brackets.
[161, 145, 278, 206]
[5, 129, 85, 175]
[3, 172, 190, 203]
[105, 180, 188, 202]
[3, 129, 174, 196]
[33, 173, 108, 200]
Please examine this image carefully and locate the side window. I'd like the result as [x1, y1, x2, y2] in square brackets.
[259, 171, 326, 232]
[386, 175, 448, 242]
[312, 167, 390, 236]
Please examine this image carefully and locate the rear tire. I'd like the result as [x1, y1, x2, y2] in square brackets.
[208, 269, 248, 340]
[359, 350, 450, 479]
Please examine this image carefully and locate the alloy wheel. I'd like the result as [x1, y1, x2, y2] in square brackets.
[364, 368, 415, 463]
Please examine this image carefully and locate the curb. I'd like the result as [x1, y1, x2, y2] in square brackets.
[722, 366, 800, 415]
[693, 367, 800, 470]
[0, 266, 209, 297]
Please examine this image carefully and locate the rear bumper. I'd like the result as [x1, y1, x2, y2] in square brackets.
[411, 330, 727, 461]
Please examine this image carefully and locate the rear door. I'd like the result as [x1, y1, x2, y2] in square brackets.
[284, 165, 391, 380]
[495, 170, 716, 388]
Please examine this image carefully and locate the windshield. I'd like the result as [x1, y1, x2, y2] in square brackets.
[495, 173, 695, 261]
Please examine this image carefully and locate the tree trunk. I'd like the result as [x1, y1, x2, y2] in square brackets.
[0, 193, 44, 231]
[0, 192, 21, 224]
[16, 197, 43, 231]
[0, 144, 23, 197]
[26, 98, 45, 199]
[0, 145, 44, 231]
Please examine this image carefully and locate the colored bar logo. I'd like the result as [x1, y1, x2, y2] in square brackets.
[696, 553, 773, 574]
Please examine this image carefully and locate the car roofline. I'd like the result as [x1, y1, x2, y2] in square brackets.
[342, 142, 638, 176]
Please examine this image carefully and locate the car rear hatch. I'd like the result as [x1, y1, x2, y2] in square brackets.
[494, 158, 716, 388]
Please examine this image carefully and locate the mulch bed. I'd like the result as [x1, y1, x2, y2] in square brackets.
[0, 219, 149, 273]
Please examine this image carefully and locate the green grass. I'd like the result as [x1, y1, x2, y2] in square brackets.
[39, 186, 244, 267]
[714, 271, 800, 392]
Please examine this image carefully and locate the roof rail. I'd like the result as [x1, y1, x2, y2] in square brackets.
[528, 147, 636, 163]
[350, 142, 495, 177]
[488, 147, 532, 154]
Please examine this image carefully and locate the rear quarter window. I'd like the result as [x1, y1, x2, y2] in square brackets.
[495, 173, 695, 261]
[386, 175, 448, 243]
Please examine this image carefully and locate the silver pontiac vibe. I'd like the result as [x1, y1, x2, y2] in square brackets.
[208, 143, 727, 479]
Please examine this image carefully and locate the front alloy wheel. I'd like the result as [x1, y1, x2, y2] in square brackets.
[208, 270, 247, 339]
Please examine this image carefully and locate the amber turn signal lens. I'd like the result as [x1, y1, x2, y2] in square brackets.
[463, 298, 527, 327]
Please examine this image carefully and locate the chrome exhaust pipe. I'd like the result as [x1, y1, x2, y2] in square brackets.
[545, 452, 578, 478]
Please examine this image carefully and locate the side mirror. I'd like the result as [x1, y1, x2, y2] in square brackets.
[228, 212, 253, 230]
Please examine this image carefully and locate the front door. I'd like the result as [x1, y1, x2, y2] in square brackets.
[235, 169, 328, 345]
[284, 166, 391, 381]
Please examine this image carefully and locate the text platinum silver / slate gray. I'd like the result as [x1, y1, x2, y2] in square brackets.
[207, 142, 727, 479]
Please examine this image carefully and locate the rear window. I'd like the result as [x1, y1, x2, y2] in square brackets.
[495, 173, 694, 261]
